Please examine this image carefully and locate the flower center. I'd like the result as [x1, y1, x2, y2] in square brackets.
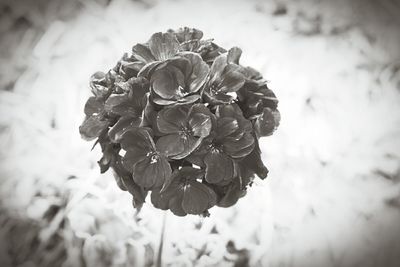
[180, 126, 193, 138]
[177, 85, 189, 97]
[146, 151, 160, 164]
[209, 83, 219, 95]
[208, 142, 222, 153]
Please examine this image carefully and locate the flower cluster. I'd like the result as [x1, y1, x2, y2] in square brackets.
[79, 27, 280, 216]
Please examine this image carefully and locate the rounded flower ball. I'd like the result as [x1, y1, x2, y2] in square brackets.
[79, 27, 280, 216]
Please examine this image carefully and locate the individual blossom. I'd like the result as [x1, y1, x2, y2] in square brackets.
[203, 47, 246, 104]
[190, 104, 255, 185]
[131, 32, 181, 76]
[79, 96, 109, 141]
[151, 167, 217, 216]
[238, 78, 280, 137]
[105, 77, 153, 142]
[156, 103, 212, 159]
[121, 128, 172, 190]
[149, 52, 209, 105]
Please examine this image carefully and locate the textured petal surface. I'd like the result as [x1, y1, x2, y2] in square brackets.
[155, 134, 185, 158]
[132, 43, 156, 63]
[204, 150, 234, 184]
[151, 69, 180, 100]
[148, 32, 180, 61]
[109, 116, 141, 142]
[189, 112, 212, 137]
[132, 155, 171, 189]
[79, 115, 109, 141]
[182, 181, 217, 215]
[180, 52, 209, 93]
[156, 106, 188, 134]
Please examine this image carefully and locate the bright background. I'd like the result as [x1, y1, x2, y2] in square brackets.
[1, 0, 400, 266]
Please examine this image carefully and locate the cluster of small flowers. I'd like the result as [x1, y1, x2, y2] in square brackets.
[79, 27, 280, 216]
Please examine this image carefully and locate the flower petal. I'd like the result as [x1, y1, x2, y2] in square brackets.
[219, 64, 245, 93]
[84, 97, 104, 116]
[122, 148, 148, 173]
[182, 181, 217, 215]
[133, 155, 171, 189]
[189, 112, 212, 137]
[175, 94, 201, 105]
[120, 128, 155, 151]
[148, 32, 180, 61]
[174, 135, 202, 160]
[180, 52, 209, 93]
[209, 54, 228, 83]
[132, 43, 156, 63]
[155, 134, 185, 158]
[227, 47, 242, 64]
[105, 94, 142, 117]
[254, 108, 281, 137]
[240, 139, 269, 179]
[172, 27, 203, 43]
[157, 106, 188, 134]
[223, 133, 255, 158]
[151, 69, 180, 100]
[204, 151, 234, 184]
[216, 117, 239, 139]
[169, 193, 187, 216]
[217, 181, 246, 208]
[79, 115, 109, 141]
[108, 116, 141, 143]
[113, 158, 148, 209]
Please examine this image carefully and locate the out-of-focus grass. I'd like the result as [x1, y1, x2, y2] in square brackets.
[0, 0, 400, 266]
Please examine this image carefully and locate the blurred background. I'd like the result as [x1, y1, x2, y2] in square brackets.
[0, 0, 400, 266]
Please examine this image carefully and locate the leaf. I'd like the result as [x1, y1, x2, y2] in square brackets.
[148, 32, 180, 61]
[79, 115, 109, 141]
[182, 181, 217, 215]
[204, 150, 234, 184]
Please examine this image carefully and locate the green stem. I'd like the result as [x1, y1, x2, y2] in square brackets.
[156, 211, 167, 267]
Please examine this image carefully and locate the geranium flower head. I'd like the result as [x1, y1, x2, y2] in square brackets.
[80, 28, 280, 216]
